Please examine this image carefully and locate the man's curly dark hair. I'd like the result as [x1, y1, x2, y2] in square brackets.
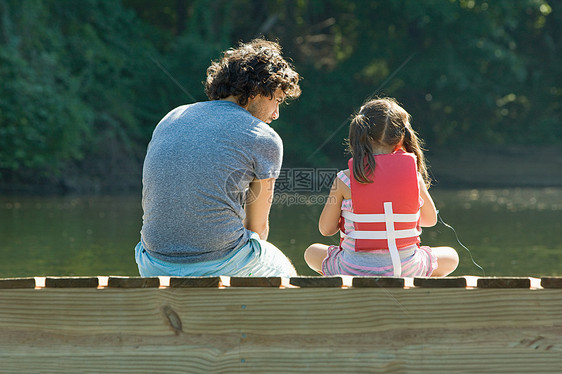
[205, 38, 301, 106]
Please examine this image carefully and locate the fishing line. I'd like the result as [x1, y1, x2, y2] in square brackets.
[148, 53, 197, 102]
[437, 211, 485, 275]
[306, 52, 417, 162]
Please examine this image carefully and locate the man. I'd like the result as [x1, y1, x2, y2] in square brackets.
[135, 38, 301, 277]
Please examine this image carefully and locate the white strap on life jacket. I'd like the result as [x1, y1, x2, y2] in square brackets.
[340, 210, 420, 223]
[340, 202, 421, 277]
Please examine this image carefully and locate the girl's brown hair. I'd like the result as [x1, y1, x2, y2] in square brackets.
[347, 97, 430, 187]
[205, 38, 301, 106]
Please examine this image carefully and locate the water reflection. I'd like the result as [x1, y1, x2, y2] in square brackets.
[0, 195, 142, 277]
[0, 188, 560, 278]
[453, 188, 562, 212]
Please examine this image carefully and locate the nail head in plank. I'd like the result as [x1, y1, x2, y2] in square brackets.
[44, 277, 99, 288]
[169, 276, 223, 288]
[229, 277, 282, 287]
[107, 276, 160, 288]
[414, 277, 467, 288]
[352, 277, 405, 288]
[476, 277, 530, 289]
[0, 277, 36, 289]
[541, 277, 562, 288]
[289, 276, 343, 288]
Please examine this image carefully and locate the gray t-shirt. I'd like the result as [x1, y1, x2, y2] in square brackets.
[140, 100, 282, 263]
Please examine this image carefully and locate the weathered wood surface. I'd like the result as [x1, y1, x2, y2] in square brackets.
[169, 276, 224, 288]
[0, 276, 561, 373]
[107, 276, 159, 288]
[542, 276, 562, 288]
[0, 277, 35, 289]
[44, 276, 99, 288]
[352, 276, 405, 288]
[413, 276, 467, 288]
[230, 276, 283, 287]
[477, 276, 531, 288]
[289, 276, 343, 287]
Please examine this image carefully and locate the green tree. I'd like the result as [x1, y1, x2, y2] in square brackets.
[0, 0, 559, 190]
[269, 0, 561, 166]
[0, 0, 160, 188]
[0, 0, 91, 178]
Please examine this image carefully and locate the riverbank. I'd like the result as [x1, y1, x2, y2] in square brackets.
[428, 144, 562, 188]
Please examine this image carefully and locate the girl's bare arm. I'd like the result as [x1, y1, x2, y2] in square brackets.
[318, 177, 345, 236]
[418, 177, 437, 227]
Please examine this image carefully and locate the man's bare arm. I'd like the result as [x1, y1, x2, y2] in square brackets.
[244, 178, 275, 240]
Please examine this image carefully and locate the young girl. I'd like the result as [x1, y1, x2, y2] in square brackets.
[305, 98, 459, 277]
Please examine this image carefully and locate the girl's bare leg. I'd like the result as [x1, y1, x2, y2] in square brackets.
[430, 246, 459, 277]
[304, 243, 330, 274]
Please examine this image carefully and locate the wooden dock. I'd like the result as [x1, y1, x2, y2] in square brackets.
[0, 276, 561, 373]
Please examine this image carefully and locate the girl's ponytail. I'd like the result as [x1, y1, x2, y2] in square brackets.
[349, 114, 376, 184]
[403, 125, 431, 188]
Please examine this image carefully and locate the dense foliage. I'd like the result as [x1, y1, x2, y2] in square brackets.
[1, 0, 560, 190]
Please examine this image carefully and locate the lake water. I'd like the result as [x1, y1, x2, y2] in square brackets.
[1, 188, 561, 278]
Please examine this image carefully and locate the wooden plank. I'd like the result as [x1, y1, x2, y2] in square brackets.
[0, 341, 560, 374]
[0, 287, 560, 373]
[169, 276, 223, 288]
[107, 276, 160, 288]
[477, 277, 531, 288]
[0, 278, 36, 289]
[414, 277, 467, 288]
[351, 276, 404, 288]
[541, 277, 562, 288]
[229, 277, 283, 287]
[289, 276, 343, 287]
[44, 277, 99, 288]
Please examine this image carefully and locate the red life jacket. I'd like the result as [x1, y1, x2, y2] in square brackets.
[341, 150, 422, 275]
